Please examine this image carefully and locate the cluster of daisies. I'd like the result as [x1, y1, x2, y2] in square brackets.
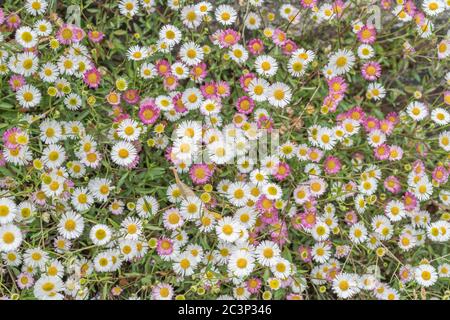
[0, 0, 449, 300]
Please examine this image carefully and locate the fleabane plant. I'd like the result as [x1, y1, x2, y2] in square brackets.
[0, 0, 449, 301]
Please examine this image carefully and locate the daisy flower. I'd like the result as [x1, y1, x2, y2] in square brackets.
[181, 5, 202, 29]
[248, 78, 269, 102]
[254, 55, 278, 77]
[407, 101, 429, 121]
[89, 224, 112, 246]
[228, 249, 255, 278]
[329, 49, 355, 75]
[0, 224, 22, 252]
[180, 41, 204, 66]
[119, 0, 140, 17]
[414, 264, 438, 287]
[15, 26, 38, 48]
[25, 0, 48, 16]
[422, 0, 445, 16]
[366, 82, 386, 101]
[216, 217, 242, 242]
[159, 24, 182, 46]
[111, 141, 138, 167]
[267, 82, 292, 108]
[215, 5, 237, 26]
[16, 84, 41, 109]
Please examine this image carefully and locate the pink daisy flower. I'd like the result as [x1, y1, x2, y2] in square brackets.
[323, 156, 342, 175]
[412, 160, 426, 176]
[403, 191, 418, 211]
[257, 115, 274, 132]
[386, 112, 400, 125]
[189, 163, 213, 185]
[261, 209, 279, 225]
[333, 0, 347, 17]
[399, 265, 414, 283]
[218, 29, 240, 48]
[307, 148, 323, 163]
[201, 82, 218, 99]
[235, 96, 255, 114]
[164, 147, 175, 164]
[83, 67, 101, 89]
[344, 211, 358, 225]
[361, 61, 382, 81]
[2, 127, 23, 149]
[281, 39, 298, 55]
[273, 162, 291, 181]
[155, 59, 171, 76]
[122, 89, 140, 105]
[381, 0, 393, 10]
[300, 0, 318, 9]
[374, 144, 390, 160]
[336, 111, 348, 122]
[239, 73, 257, 92]
[300, 211, 316, 229]
[444, 91, 450, 106]
[322, 95, 339, 113]
[157, 238, 174, 256]
[216, 80, 231, 98]
[6, 13, 21, 29]
[106, 91, 121, 106]
[88, 30, 105, 43]
[347, 106, 366, 123]
[357, 25, 377, 44]
[414, 12, 425, 26]
[256, 195, 276, 214]
[56, 24, 76, 45]
[328, 76, 348, 94]
[172, 93, 188, 114]
[0, 8, 4, 25]
[363, 116, 380, 132]
[163, 74, 178, 91]
[32, 190, 47, 206]
[379, 119, 394, 135]
[404, 0, 417, 16]
[8, 74, 26, 91]
[432, 166, 449, 184]
[246, 278, 262, 294]
[190, 62, 208, 82]
[272, 29, 287, 46]
[291, 213, 303, 230]
[151, 283, 174, 300]
[138, 99, 160, 125]
[247, 38, 264, 55]
[384, 176, 402, 194]
[113, 113, 130, 124]
[126, 153, 140, 169]
[72, 26, 86, 42]
[232, 113, 247, 127]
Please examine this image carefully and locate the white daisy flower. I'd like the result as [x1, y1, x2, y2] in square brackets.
[15, 26, 38, 48]
[329, 49, 355, 75]
[16, 84, 41, 109]
[58, 211, 84, 240]
[111, 141, 138, 167]
[89, 224, 112, 246]
[0, 224, 22, 252]
[179, 41, 204, 66]
[254, 55, 278, 77]
[215, 5, 237, 26]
